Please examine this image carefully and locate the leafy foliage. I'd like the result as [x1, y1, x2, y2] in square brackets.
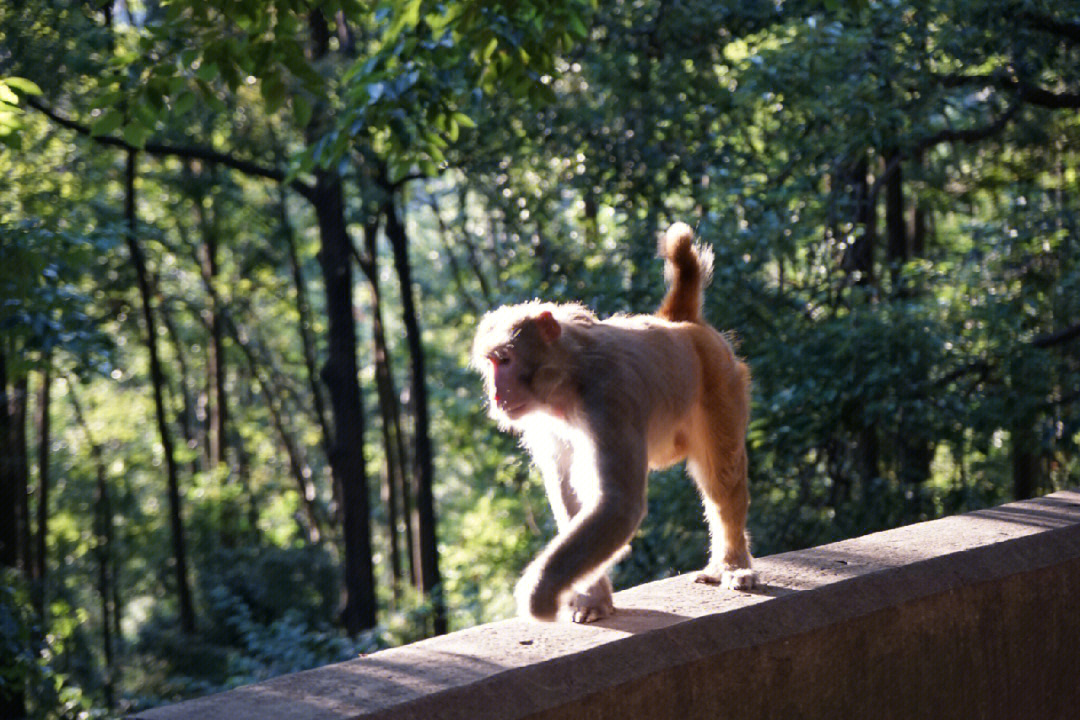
[1, 0, 1078, 717]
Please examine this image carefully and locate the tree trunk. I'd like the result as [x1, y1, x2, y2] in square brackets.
[842, 156, 877, 284]
[383, 193, 446, 635]
[312, 167, 377, 634]
[909, 149, 928, 258]
[192, 180, 228, 472]
[230, 322, 325, 543]
[1011, 424, 1042, 500]
[357, 219, 407, 599]
[124, 151, 197, 634]
[885, 150, 907, 275]
[455, 185, 493, 305]
[280, 189, 333, 464]
[157, 284, 201, 475]
[69, 382, 116, 710]
[884, 152, 931, 490]
[34, 360, 51, 620]
[12, 375, 31, 576]
[0, 349, 24, 720]
[190, 176, 239, 545]
[234, 370, 260, 543]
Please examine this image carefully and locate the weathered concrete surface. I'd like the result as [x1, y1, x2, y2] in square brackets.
[133, 490, 1080, 720]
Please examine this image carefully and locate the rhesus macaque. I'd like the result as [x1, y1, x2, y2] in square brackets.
[471, 223, 757, 623]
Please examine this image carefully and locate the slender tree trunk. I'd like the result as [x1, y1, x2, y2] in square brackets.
[0, 349, 24, 720]
[885, 150, 907, 277]
[230, 323, 325, 542]
[69, 382, 116, 710]
[455, 185, 493, 305]
[34, 360, 51, 620]
[279, 189, 333, 463]
[240, 383, 260, 542]
[110, 525, 123, 661]
[192, 177, 228, 472]
[12, 375, 31, 576]
[366, 213, 415, 586]
[383, 192, 446, 635]
[839, 155, 881, 484]
[312, 167, 377, 633]
[95, 463, 116, 710]
[157, 290, 201, 474]
[909, 150, 928, 258]
[190, 178, 239, 545]
[884, 153, 932, 491]
[1011, 424, 1042, 500]
[425, 193, 480, 315]
[0, 353, 23, 571]
[842, 156, 877, 284]
[124, 151, 196, 634]
[357, 219, 406, 599]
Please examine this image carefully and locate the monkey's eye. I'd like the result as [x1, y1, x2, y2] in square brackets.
[490, 351, 511, 366]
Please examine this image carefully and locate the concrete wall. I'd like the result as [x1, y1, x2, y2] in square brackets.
[133, 490, 1080, 720]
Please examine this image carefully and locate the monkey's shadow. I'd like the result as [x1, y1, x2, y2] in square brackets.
[593, 584, 793, 634]
[589, 608, 692, 634]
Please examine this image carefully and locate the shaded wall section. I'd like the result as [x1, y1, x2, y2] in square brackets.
[133, 491, 1080, 720]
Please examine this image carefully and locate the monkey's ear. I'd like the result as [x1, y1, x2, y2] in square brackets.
[534, 310, 561, 344]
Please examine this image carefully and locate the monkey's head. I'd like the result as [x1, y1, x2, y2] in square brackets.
[471, 302, 590, 428]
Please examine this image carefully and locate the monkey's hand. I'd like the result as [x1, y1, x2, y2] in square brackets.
[569, 578, 615, 623]
[696, 565, 759, 591]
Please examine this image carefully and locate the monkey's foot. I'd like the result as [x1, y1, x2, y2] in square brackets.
[695, 566, 759, 591]
[569, 590, 615, 623]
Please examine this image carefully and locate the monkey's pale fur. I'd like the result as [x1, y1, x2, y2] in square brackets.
[472, 223, 756, 622]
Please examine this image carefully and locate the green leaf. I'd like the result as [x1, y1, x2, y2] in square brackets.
[293, 95, 313, 128]
[196, 62, 220, 83]
[261, 73, 286, 112]
[90, 109, 123, 137]
[173, 91, 197, 116]
[0, 129, 23, 150]
[482, 36, 498, 63]
[122, 122, 151, 148]
[3, 77, 42, 96]
[568, 13, 589, 39]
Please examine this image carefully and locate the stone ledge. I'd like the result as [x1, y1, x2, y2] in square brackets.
[133, 490, 1080, 720]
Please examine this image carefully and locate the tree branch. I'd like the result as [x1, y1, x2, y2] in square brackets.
[934, 71, 1080, 109]
[1017, 84, 1080, 109]
[1032, 322, 1080, 349]
[1018, 10, 1080, 44]
[869, 100, 1021, 206]
[27, 96, 315, 200]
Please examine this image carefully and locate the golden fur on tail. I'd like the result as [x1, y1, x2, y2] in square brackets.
[656, 222, 714, 324]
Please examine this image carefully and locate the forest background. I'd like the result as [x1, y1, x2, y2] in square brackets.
[1, 0, 1078, 717]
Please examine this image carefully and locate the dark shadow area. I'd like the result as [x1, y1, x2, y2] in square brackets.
[592, 608, 691, 634]
[738, 583, 799, 599]
[971, 499, 1080, 530]
[162, 647, 517, 720]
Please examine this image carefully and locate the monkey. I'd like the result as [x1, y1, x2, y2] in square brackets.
[471, 222, 757, 623]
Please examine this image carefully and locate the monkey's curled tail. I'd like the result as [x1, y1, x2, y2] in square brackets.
[656, 222, 714, 324]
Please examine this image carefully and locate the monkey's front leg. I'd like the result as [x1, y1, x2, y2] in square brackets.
[525, 433, 616, 622]
[516, 489, 645, 621]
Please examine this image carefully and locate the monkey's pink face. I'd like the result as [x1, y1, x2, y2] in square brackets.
[488, 348, 534, 420]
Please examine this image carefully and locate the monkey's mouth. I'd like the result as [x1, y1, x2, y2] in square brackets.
[498, 401, 529, 418]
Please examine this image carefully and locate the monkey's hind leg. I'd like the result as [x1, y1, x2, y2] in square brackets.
[688, 446, 758, 591]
